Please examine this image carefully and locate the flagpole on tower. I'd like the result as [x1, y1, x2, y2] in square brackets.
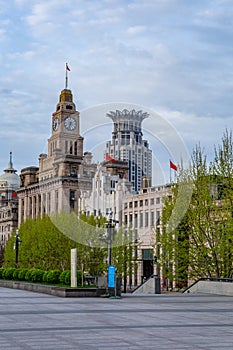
[65, 63, 70, 89]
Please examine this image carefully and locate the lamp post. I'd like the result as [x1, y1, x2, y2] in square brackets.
[14, 229, 22, 268]
[105, 212, 118, 266]
[98, 212, 119, 295]
[106, 219, 113, 267]
[104, 212, 119, 295]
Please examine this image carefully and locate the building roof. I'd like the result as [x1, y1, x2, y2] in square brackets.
[0, 152, 20, 189]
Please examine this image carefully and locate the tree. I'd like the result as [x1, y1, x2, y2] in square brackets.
[161, 130, 233, 288]
[3, 213, 106, 275]
[111, 227, 137, 291]
[3, 215, 75, 270]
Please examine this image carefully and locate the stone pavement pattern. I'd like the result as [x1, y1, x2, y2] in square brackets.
[0, 288, 232, 349]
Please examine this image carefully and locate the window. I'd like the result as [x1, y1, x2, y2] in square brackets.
[74, 141, 77, 155]
[145, 212, 148, 227]
[150, 211, 154, 227]
[55, 191, 59, 212]
[142, 249, 153, 260]
[150, 198, 154, 205]
[47, 193, 51, 214]
[42, 194, 46, 214]
[71, 166, 76, 177]
[129, 214, 133, 227]
[70, 190, 75, 211]
[38, 195, 41, 214]
[33, 196, 36, 218]
[156, 197, 160, 204]
[134, 213, 138, 228]
[140, 213, 143, 227]
[65, 141, 68, 154]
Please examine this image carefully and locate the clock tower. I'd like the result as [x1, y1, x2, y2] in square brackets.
[49, 88, 83, 160]
[39, 88, 84, 181]
[17, 71, 97, 225]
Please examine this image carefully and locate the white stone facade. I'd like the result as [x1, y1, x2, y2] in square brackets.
[122, 184, 172, 285]
[80, 160, 132, 226]
[0, 153, 20, 260]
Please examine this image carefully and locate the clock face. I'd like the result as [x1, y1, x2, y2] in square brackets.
[64, 116, 77, 131]
[53, 117, 59, 131]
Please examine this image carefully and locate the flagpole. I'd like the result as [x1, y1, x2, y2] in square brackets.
[65, 63, 68, 89]
[169, 159, 171, 183]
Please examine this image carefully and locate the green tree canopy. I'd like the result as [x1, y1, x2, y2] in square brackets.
[161, 129, 233, 287]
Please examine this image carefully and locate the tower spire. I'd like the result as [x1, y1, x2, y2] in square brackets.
[8, 151, 13, 170]
[4, 151, 17, 174]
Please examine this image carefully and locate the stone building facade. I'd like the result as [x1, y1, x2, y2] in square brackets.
[122, 183, 172, 286]
[17, 88, 96, 225]
[0, 153, 20, 261]
[80, 159, 132, 226]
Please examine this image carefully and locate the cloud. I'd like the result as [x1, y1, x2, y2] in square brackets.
[0, 0, 233, 179]
[126, 25, 146, 36]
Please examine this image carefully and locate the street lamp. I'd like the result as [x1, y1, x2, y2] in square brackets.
[105, 212, 118, 266]
[14, 229, 22, 268]
[98, 212, 119, 295]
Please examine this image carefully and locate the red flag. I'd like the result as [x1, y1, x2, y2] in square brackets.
[170, 160, 178, 171]
[12, 192, 17, 198]
[66, 63, 71, 71]
[106, 153, 116, 162]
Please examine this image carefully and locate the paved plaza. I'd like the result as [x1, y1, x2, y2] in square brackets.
[0, 288, 232, 349]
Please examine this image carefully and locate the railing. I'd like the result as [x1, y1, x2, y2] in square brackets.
[183, 277, 233, 293]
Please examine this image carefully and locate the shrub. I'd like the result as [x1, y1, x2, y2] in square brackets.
[59, 270, 70, 286]
[59, 270, 81, 286]
[18, 269, 29, 281]
[65, 270, 71, 285]
[30, 269, 44, 283]
[46, 270, 61, 284]
[42, 271, 49, 283]
[3, 268, 16, 280]
[77, 270, 82, 286]
[0, 268, 5, 279]
[13, 269, 22, 280]
[25, 269, 34, 282]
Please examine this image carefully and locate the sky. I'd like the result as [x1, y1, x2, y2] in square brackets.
[1, 0, 233, 185]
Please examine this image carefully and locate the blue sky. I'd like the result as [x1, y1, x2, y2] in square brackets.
[1, 0, 233, 184]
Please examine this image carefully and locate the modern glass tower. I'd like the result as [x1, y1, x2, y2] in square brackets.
[105, 109, 152, 193]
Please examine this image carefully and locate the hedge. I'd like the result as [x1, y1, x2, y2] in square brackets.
[59, 270, 71, 286]
[45, 270, 61, 284]
[3, 268, 16, 280]
[18, 269, 29, 281]
[0, 268, 82, 286]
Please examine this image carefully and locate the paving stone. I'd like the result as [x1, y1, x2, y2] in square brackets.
[0, 288, 232, 349]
